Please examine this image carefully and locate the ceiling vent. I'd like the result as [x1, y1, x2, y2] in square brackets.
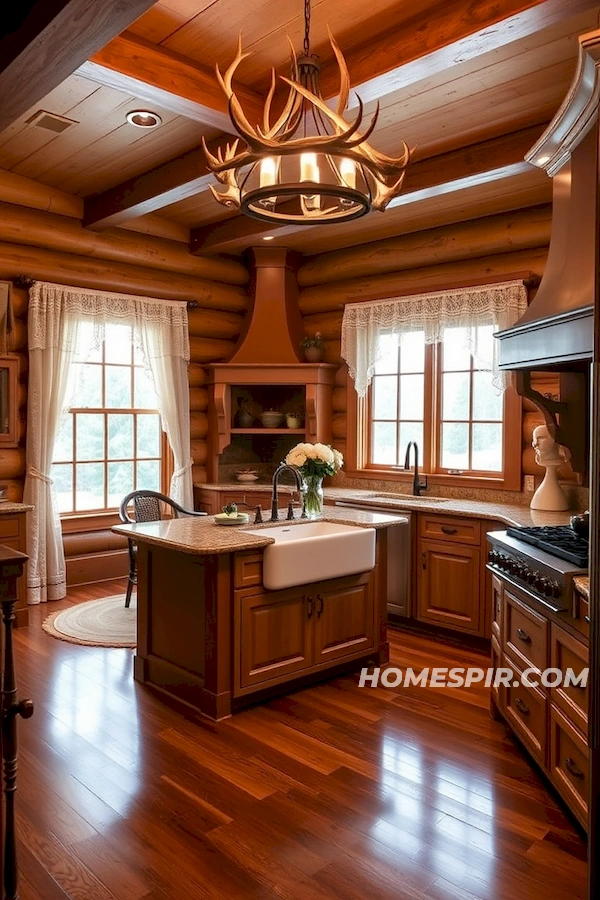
[26, 110, 78, 134]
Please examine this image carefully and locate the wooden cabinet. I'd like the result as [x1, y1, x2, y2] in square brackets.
[234, 570, 376, 698]
[236, 588, 313, 689]
[490, 574, 589, 830]
[194, 487, 278, 516]
[417, 539, 481, 634]
[313, 578, 374, 665]
[0, 511, 28, 627]
[415, 514, 500, 637]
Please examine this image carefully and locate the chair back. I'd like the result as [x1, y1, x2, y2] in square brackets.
[119, 489, 201, 525]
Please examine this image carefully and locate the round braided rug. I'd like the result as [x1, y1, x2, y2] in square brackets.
[42, 595, 136, 648]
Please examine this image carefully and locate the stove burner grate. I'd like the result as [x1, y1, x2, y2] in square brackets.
[505, 525, 588, 568]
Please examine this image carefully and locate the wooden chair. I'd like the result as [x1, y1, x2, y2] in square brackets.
[118, 490, 206, 608]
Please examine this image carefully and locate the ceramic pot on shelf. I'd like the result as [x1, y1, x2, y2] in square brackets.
[304, 346, 323, 363]
[286, 413, 302, 429]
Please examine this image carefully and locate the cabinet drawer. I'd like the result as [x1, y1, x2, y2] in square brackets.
[550, 625, 588, 735]
[0, 517, 19, 539]
[419, 515, 480, 545]
[550, 705, 588, 829]
[504, 590, 548, 674]
[505, 664, 547, 766]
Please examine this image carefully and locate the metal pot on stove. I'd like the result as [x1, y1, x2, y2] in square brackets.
[570, 510, 589, 540]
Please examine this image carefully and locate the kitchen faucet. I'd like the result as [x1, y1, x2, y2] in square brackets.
[404, 442, 428, 496]
[271, 464, 304, 520]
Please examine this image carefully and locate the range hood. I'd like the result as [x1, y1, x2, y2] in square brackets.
[496, 30, 600, 370]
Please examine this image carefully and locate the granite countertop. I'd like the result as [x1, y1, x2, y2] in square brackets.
[112, 505, 408, 556]
[574, 576, 589, 601]
[193, 482, 581, 527]
[321, 487, 580, 528]
[0, 502, 33, 514]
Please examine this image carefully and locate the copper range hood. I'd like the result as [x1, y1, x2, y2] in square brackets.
[496, 30, 600, 370]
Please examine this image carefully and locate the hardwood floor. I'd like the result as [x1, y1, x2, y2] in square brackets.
[13, 581, 587, 900]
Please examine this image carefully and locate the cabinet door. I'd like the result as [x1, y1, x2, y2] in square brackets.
[236, 588, 313, 693]
[313, 576, 375, 665]
[417, 540, 481, 634]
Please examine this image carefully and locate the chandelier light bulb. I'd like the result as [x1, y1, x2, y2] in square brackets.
[260, 157, 278, 187]
[300, 152, 319, 183]
[340, 157, 356, 189]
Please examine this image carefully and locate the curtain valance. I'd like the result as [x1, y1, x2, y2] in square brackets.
[340, 280, 528, 397]
[28, 282, 190, 360]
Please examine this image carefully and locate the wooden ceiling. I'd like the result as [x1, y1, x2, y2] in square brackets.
[0, 0, 598, 258]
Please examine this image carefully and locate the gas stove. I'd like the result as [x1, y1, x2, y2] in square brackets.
[487, 526, 587, 612]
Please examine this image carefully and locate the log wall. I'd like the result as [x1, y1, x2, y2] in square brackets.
[297, 206, 553, 491]
[0, 168, 248, 586]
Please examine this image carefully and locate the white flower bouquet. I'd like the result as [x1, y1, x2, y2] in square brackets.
[284, 442, 344, 479]
[284, 442, 343, 518]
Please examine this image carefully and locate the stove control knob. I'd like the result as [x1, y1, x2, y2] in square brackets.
[536, 575, 548, 591]
[551, 581, 562, 599]
[527, 570, 538, 586]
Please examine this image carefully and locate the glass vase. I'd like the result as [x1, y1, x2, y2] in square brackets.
[302, 474, 324, 519]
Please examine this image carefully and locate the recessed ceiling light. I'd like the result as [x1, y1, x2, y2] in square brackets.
[262, 235, 275, 241]
[126, 110, 162, 129]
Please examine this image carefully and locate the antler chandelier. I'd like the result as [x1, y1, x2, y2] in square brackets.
[203, 0, 411, 225]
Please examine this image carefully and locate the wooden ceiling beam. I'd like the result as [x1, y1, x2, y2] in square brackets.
[82, 0, 581, 229]
[0, 0, 157, 134]
[188, 125, 546, 253]
[319, 0, 600, 106]
[83, 144, 214, 230]
[78, 32, 265, 132]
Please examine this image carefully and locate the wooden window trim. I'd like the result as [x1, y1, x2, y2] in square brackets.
[54, 330, 173, 518]
[346, 357, 522, 493]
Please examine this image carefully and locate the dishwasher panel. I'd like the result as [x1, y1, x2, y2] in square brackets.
[334, 501, 412, 619]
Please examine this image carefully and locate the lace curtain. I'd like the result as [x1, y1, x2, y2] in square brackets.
[24, 281, 192, 604]
[341, 280, 528, 398]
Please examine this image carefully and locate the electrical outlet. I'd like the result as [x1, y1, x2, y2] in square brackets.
[523, 475, 535, 492]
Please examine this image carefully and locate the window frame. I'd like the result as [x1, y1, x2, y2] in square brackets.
[52, 331, 172, 519]
[346, 338, 522, 492]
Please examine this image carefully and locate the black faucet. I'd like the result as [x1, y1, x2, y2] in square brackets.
[404, 441, 428, 496]
[271, 464, 304, 520]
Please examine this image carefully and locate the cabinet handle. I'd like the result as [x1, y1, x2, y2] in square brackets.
[306, 596, 314, 619]
[516, 628, 531, 643]
[441, 525, 457, 535]
[565, 757, 585, 779]
[422, 551, 427, 570]
[515, 697, 530, 716]
[316, 594, 324, 618]
[585, 615, 590, 623]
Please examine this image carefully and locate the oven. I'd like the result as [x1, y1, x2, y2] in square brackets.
[486, 525, 588, 614]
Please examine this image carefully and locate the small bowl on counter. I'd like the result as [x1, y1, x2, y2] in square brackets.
[235, 471, 259, 483]
[259, 410, 285, 428]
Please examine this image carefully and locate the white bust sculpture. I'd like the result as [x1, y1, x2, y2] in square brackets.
[530, 424, 570, 511]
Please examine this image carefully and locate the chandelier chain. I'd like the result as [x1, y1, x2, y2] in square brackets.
[303, 0, 311, 57]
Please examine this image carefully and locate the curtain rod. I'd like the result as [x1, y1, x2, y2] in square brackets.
[10, 276, 200, 309]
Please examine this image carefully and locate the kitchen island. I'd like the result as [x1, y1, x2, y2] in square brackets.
[113, 507, 405, 720]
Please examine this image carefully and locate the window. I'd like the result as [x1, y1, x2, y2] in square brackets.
[363, 325, 520, 486]
[51, 323, 167, 514]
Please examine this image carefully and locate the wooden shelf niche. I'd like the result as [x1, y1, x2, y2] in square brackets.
[207, 363, 336, 482]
